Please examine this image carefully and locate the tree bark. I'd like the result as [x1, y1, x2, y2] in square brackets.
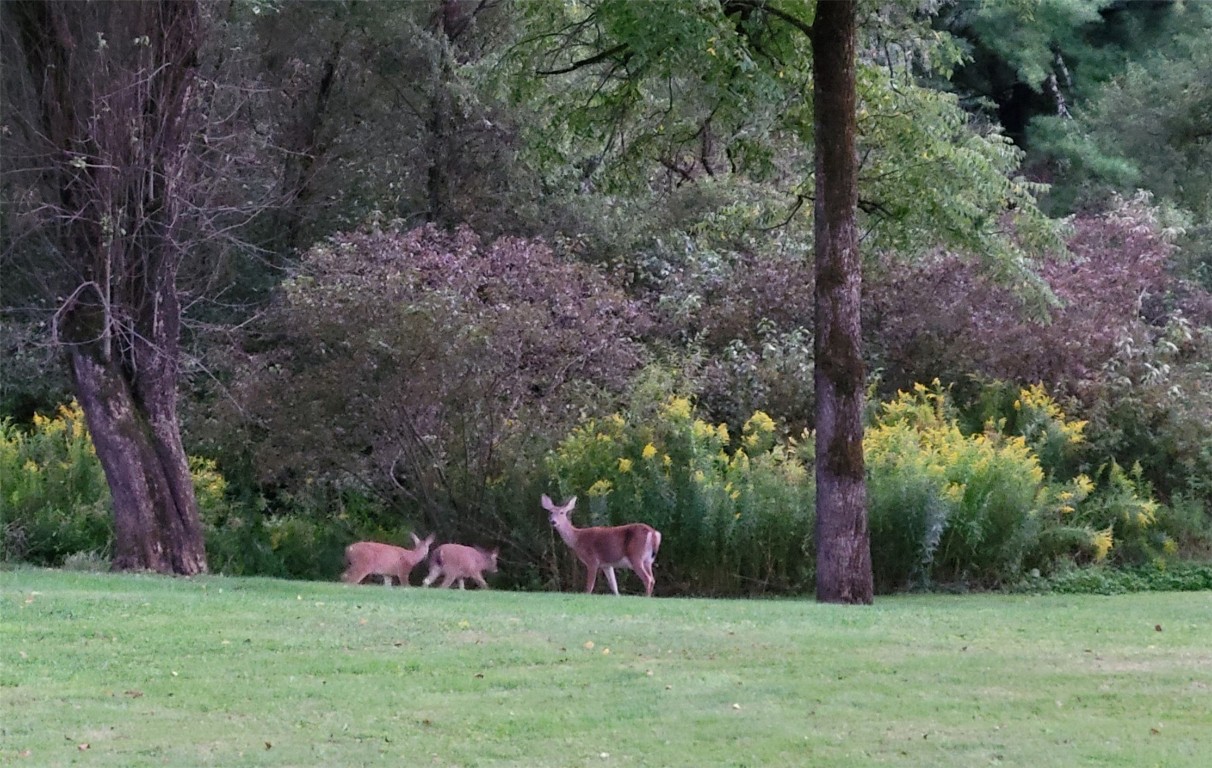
[811, 0, 873, 604]
[6, 0, 209, 574]
[68, 345, 208, 574]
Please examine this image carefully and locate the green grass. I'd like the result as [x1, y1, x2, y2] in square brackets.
[1, 568, 1209, 767]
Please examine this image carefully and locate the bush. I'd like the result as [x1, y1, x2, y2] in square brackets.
[1, 401, 238, 570]
[1, 402, 112, 565]
[546, 393, 815, 596]
[863, 381, 1175, 590]
[865, 383, 1049, 589]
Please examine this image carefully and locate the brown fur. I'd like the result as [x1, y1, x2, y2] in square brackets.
[341, 533, 435, 586]
[422, 543, 499, 589]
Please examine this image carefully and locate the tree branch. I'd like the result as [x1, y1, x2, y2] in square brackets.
[537, 42, 630, 75]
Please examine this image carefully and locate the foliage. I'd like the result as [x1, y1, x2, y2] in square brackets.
[0, 403, 111, 565]
[866, 382, 1050, 589]
[864, 381, 1172, 590]
[0, 402, 229, 569]
[513, 0, 1064, 299]
[199, 223, 648, 556]
[867, 194, 1212, 540]
[1018, 562, 1212, 595]
[546, 392, 814, 595]
[0, 315, 70, 425]
[1025, 6, 1212, 218]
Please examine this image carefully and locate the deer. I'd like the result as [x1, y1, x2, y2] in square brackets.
[341, 532, 435, 587]
[422, 543, 499, 589]
[542, 494, 661, 596]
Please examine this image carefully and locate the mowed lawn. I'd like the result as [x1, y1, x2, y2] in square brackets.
[1, 568, 1209, 767]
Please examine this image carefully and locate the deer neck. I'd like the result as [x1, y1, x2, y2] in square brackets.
[553, 517, 581, 549]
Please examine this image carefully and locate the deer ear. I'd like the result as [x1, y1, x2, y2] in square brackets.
[541, 494, 553, 510]
[567, 496, 577, 507]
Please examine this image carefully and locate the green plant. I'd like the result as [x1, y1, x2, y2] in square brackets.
[1, 401, 238, 569]
[866, 382, 1051, 588]
[546, 395, 814, 595]
[0, 402, 112, 564]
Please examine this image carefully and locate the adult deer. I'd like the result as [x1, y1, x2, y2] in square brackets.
[422, 543, 499, 589]
[542, 494, 661, 596]
[341, 533, 435, 586]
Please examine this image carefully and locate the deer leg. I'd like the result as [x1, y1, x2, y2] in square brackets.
[603, 566, 620, 596]
[583, 563, 598, 594]
[638, 563, 654, 596]
[342, 567, 368, 585]
[422, 565, 441, 587]
[397, 567, 412, 587]
[473, 574, 489, 590]
[439, 573, 457, 588]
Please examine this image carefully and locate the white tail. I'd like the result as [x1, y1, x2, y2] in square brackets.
[422, 543, 499, 589]
[341, 532, 435, 586]
[542, 494, 661, 596]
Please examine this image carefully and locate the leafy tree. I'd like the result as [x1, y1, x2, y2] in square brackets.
[512, 0, 1065, 601]
[1, 1, 213, 573]
[239, 0, 529, 249]
[210, 224, 647, 545]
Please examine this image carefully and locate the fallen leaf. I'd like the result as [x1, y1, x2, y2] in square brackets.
[77, 744, 89, 751]
[265, 741, 272, 750]
[583, 641, 595, 650]
[1155, 624, 1163, 632]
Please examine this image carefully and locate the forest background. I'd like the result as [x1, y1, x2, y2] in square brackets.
[3, 0, 1212, 596]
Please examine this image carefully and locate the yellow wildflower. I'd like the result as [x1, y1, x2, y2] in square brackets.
[1074, 474, 1095, 496]
[1091, 526, 1114, 562]
[642, 443, 658, 460]
[587, 479, 613, 497]
[663, 396, 692, 421]
[617, 458, 633, 474]
[743, 410, 776, 435]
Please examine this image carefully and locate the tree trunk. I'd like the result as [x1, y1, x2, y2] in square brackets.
[5, 0, 210, 575]
[69, 346, 208, 575]
[811, 0, 873, 604]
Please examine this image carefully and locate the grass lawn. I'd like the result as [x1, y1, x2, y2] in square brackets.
[1, 567, 1209, 767]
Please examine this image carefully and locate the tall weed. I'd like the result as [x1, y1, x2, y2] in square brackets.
[546, 396, 815, 595]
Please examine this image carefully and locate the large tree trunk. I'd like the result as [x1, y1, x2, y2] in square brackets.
[811, 0, 873, 604]
[69, 346, 207, 574]
[6, 0, 209, 574]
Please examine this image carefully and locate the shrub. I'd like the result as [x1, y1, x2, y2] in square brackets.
[546, 394, 815, 596]
[206, 223, 647, 550]
[863, 381, 1173, 589]
[865, 382, 1049, 589]
[1, 402, 112, 565]
[2, 401, 237, 569]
